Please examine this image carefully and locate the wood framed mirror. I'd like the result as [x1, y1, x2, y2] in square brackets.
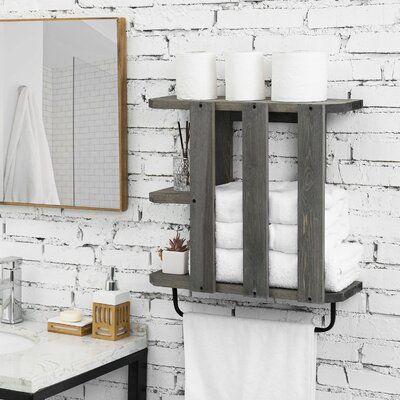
[0, 17, 127, 211]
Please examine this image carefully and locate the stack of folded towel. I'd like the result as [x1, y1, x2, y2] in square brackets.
[215, 181, 362, 292]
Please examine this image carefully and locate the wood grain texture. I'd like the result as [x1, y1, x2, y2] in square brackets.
[149, 271, 363, 303]
[297, 104, 326, 303]
[242, 103, 269, 298]
[149, 95, 363, 114]
[149, 187, 191, 204]
[215, 111, 234, 185]
[229, 111, 298, 124]
[189, 102, 216, 293]
[117, 17, 128, 211]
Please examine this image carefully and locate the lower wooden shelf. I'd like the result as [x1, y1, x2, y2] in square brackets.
[150, 270, 363, 304]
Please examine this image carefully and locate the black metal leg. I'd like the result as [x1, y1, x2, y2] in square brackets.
[128, 350, 147, 400]
[138, 351, 147, 400]
[128, 361, 138, 400]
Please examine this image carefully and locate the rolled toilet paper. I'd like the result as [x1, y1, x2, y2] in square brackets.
[225, 52, 266, 101]
[176, 52, 217, 100]
[271, 51, 328, 102]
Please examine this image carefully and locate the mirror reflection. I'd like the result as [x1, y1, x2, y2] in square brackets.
[0, 19, 123, 209]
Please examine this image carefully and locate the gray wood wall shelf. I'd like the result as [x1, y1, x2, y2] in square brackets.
[148, 95, 364, 304]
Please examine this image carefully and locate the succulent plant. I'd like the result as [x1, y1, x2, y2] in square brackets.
[167, 231, 188, 252]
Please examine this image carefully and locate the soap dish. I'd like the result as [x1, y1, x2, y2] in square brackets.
[48, 316, 92, 336]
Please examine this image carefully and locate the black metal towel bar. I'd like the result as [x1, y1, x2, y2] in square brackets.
[172, 288, 336, 333]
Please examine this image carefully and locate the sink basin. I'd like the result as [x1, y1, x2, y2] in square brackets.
[0, 332, 34, 355]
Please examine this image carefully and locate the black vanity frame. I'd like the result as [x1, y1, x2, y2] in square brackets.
[0, 348, 147, 400]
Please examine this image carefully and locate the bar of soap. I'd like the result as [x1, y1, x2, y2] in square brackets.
[60, 309, 82, 323]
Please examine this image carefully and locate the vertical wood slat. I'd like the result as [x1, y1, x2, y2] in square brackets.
[215, 112, 233, 185]
[242, 103, 269, 297]
[297, 104, 326, 303]
[189, 102, 216, 293]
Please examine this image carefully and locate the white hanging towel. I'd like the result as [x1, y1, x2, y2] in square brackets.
[4, 87, 60, 205]
[184, 312, 316, 400]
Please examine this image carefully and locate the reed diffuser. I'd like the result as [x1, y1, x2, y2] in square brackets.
[174, 121, 190, 192]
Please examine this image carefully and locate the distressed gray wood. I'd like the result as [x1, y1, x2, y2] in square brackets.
[215, 112, 234, 185]
[230, 111, 298, 124]
[149, 271, 362, 303]
[149, 187, 191, 204]
[189, 102, 216, 293]
[242, 103, 269, 297]
[149, 96, 363, 114]
[297, 104, 326, 303]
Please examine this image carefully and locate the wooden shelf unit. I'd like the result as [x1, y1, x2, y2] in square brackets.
[148, 95, 364, 304]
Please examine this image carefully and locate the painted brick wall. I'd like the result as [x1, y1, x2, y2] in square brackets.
[0, 1, 399, 400]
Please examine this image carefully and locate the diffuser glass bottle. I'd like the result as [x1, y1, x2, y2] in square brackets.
[173, 121, 190, 192]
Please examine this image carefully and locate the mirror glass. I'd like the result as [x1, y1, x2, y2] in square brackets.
[0, 18, 125, 210]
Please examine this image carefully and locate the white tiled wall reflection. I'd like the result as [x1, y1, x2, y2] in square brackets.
[42, 57, 119, 208]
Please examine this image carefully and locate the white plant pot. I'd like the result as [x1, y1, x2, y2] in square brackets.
[162, 250, 189, 275]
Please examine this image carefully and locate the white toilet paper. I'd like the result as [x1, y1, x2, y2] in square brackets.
[271, 51, 328, 102]
[176, 52, 217, 100]
[225, 52, 266, 101]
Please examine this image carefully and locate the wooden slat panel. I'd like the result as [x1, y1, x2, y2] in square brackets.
[149, 271, 362, 303]
[242, 103, 269, 297]
[189, 102, 216, 293]
[149, 95, 363, 114]
[215, 112, 233, 185]
[297, 104, 326, 303]
[230, 111, 298, 124]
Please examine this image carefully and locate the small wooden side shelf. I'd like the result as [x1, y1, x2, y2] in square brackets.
[149, 187, 191, 204]
[148, 95, 364, 305]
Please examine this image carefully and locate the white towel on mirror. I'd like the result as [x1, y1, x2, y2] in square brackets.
[184, 312, 316, 400]
[4, 86, 60, 205]
[216, 212, 350, 252]
[216, 242, 362, 292]
[216, 181, 347, 224]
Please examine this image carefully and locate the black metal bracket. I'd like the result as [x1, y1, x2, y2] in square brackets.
[172, 288, 336, 333]
[315, 302, 336, 333]
[173, 288, 184, 317]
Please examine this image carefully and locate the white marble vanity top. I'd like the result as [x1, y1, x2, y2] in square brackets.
[0, 320, 147, 393]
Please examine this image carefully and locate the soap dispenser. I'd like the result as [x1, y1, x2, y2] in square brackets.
[92, 267, 131, 341]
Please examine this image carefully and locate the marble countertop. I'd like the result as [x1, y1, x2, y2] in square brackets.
[0, 321, 147, 393]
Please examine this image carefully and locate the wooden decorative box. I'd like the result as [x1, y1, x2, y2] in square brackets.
[92, 301, 130, 341]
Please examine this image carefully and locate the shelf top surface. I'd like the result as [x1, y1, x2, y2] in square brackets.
[149, 95, 363, 114]
[149, 270, 362, 304]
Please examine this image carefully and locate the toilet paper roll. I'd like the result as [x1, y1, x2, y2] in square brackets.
[225, 52, 266, 101]
[271, 51, 328, 102]
[176, 52, 217, 100]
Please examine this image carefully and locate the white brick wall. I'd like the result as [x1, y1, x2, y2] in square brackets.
[0, 1, 399, 399]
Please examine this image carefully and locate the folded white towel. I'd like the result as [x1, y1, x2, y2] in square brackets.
[216, 181, 347, 224]
[216, 242, 362, 292]
[216, 209, 350, 252]
[269, 215, 350, 254]
[184, 312, 316, 400]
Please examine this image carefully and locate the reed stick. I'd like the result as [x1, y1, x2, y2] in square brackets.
[177, 121, 185, 156]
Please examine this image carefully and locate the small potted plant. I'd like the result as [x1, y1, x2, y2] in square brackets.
[159, 232, 189, 275]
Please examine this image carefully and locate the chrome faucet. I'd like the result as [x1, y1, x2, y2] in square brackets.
[0, 257, 23, 324]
